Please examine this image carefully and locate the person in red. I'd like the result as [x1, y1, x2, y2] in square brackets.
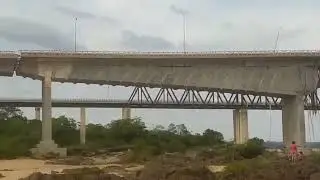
[289, 141, 298, 159]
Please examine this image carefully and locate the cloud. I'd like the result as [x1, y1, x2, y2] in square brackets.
[55, 6, 118, 25]
[278, 28, 307, 41]
[170, 5, 189, 15]
[121, 30, 175, 51]
[0, 17, 85, 50]
[56, 6, 96, 19]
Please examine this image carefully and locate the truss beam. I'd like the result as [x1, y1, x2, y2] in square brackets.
[127, 87, 320, 110]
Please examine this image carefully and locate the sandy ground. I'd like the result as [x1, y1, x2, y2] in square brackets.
[0, 158, 106, 180]
[0, 157, 224, 180]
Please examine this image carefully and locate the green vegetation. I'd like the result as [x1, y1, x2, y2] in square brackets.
[0, 106, 265, 161]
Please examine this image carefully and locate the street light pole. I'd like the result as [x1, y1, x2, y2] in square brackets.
[170, 6, 188, 54]
[74, 17, 77, 52]
[182, 14, 186, 54]
[273, 30, 280, 52]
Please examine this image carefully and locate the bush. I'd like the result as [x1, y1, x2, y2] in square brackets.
[248, 137, 264, 146]
[224, 160, 251, 178]
[0, 106, 227, 159]
[223, 157, 271, 179]
[309, 152, 320, 164]
[237, 138, 265, 159]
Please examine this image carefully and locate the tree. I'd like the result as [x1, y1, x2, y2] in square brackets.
[237, 137, 265, 159]
[154, 125, 165, 131]
[0, 107, 23, 120]
[52, 116, 79, 146]
[248, 137, 264, 146]
[0, 105, 228, 159]
[168, 123, 177, 134]
[107, 118, 146, 144]
[203, 129, 224, 144]
[176, 124, 190, 135]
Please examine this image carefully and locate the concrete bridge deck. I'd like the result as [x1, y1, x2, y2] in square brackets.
[1, 50, 320, 96]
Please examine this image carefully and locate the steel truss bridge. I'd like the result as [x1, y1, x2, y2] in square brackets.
[0, 87, 320, 110]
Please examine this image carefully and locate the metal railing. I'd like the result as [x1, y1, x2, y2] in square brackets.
[1, 49, 320, 57]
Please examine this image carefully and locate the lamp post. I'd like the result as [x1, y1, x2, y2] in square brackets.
[74, 17, 78, 52]
[273, 28, 281, 52]
[273, 31, 280, 52]
[171, 6, 188, 53]
[182, 13, 186, 54]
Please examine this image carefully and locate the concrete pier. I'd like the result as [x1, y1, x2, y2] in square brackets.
[282, 95, 306, 147]
[35, 107, 41, 120]
[31, 71, 66, 157]
[80, 107, 86, 145]
[233, 109, 249, 144]
[122, 108, 131, 119]
[41, 71, 52, 142]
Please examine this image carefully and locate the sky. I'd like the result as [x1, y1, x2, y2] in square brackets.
[1, 0, 320, 141]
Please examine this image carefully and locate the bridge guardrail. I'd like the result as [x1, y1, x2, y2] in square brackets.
[13, 49, 320, 57]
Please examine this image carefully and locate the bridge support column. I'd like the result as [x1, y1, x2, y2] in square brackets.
[35, 107, 41, 120]
[80, 107, 86, 145]
[282, 95, 306, 147]
[31, 71, 66, 157]
[233, 109, 249, 144]
[122, 108, 131, 119]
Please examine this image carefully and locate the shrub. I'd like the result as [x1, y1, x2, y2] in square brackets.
[223, 156, 271, 179]
[224, 160, 251, 179]
[309, 152, 320, 164]
[0, 106, 227, 159]
[237, 138, 265, 159]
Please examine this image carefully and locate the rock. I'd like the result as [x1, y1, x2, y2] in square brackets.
[105, 156, 121, 164]
[185, 150, 198, 159]
[51, 170, 59, 174]
[0, 169, 13, 171]
[207, 165, 225, 173]
[61, 167, 101, 174]
[19, 172, 42, 180]
[125, 165, 145, 172]
[92, 157, 107, 165]
[20, 170, 127, 180]
[46, 156, 95, 165]
[41, 174, 54, 180]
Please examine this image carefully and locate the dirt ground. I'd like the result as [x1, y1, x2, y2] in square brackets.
[133, 154, 320, 180]
[0, 159, 111, 180]
[2, 152, 320, 180]
[0, 153, 225, 180]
